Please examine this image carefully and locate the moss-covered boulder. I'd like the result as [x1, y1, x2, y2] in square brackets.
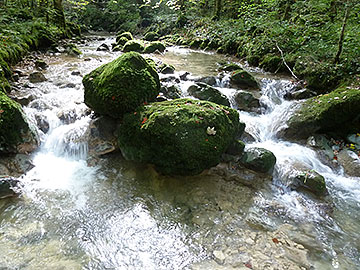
[220, 63, 242, 72]
[159, 63, 175, 74]
[117, 98, 242, 175]
[187, 83, 230, 107]
[116, 32, 133, 43]
[123, 40, 145, 53]
[116, 36, 129, 47]
[83, 52, 160, 118]
[282, 163, 327, 196]
[0, 67, 10, 93]
[144, 31, 159, 41]
[240, 147, 276, 174]
[281, 87, 360, 140]
[143, 41, 166, 54]
[0, 92, 38, 154]
[230, 69, 259, 89]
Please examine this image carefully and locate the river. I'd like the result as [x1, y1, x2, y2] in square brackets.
[0, 35, 359, 270]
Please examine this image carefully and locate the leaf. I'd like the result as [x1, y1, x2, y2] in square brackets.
[272, 238, 280, 244]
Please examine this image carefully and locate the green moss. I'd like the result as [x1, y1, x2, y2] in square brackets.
[0, 92, 31, 153]
[143, 41, 166, 53]
[295, 170, 327, 196]
[220, 63, 242, 72]
[118, 98, 241, 175]
[65, 44, 82, 56]
[188, 83, 230, 106]
[230, 69, 259, 89]
[83, 52, 160, 118]
[144, 31, 159, 41]
[116, 32, 133, 43]
[260, 54, 284, 73]
[122, 40, 145, 53]
[116, 36, 129, 47]
[285, 87, 360, 139]
[241, 147, 276, 174]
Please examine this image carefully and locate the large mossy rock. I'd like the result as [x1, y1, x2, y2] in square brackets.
[83, 52, 160, 118]
[240, 147, 276, 174]
[0, 92, 38, 154]
[281, 88, 360, 140]
[116, 32, 133, 43]
[123, 40, 145, 53]
[143, 41, 166, 54]
[234, 91, 261, 112]
[187, 83, 230, 107]
[117, 98, 243, 175]
[230, 69, 259, 89]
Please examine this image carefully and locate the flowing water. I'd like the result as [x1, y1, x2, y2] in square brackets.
[1, 35, 360, 270]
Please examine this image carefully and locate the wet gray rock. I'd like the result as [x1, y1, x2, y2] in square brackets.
[88, 116, 119, 157]
[187, 83, 230, 107]
[284, 88, 316, 100]
[337, 149, 360, 177]
[160, 64, 175, 74]
[234, 91, 261, 112]
[96, 43, 110, 52]
[279, 163, 327, 196]
[71, 71, 81, 76]
[57, 109, 78, 124]
[35, 59, 48, 70]
[0, 177, 20, 199]
[209, 162, 272, 188]
[240, 147, 276, 174]
[34, 114, 50, 133]
[195, 76, 217, 86]
[0, 154, 35, 177]
[160, 85, 182, 99]
[10, 93, 36, 106]
[29, 72, 47, 83]
[179, 72, 190, 80]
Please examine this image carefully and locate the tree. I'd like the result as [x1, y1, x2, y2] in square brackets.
[334, 0, 351, 64]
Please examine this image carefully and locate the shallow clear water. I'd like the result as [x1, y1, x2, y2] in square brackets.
[0, 36, 359, 270]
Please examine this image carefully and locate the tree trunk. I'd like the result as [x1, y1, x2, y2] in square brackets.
[53, 0, 66, 29]
[334, 2, 350, 64]
[214, 0, 222, 20]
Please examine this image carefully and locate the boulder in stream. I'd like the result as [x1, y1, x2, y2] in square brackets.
[117, 98, 242, 175]
[280, 87, 360, 140]
[0, 92, 39, 154]
[281, 163, 328, 196]
[143, 42, 166, 54]
[116, 32, 133, 43]
[187, 83, 230, 107]
[122, 40, 145, 53]
[234, 90, 261, 112]
[230, 69, 259, 89]
[83, 52, 160, 118]
[240, 147, 276, 174]
[337, 149, 360, 177]
[96, 43, 110, 52]
[29, 71, 47, 83]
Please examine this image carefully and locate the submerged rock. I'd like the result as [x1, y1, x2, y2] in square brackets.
[281, 87, 360, 140]
[117, 98, 242, 175]
[83, 52, 160, 118]
[240, 147, 276, 174]
[187, 83, 230, 106]
[0, 92, 39, 154]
